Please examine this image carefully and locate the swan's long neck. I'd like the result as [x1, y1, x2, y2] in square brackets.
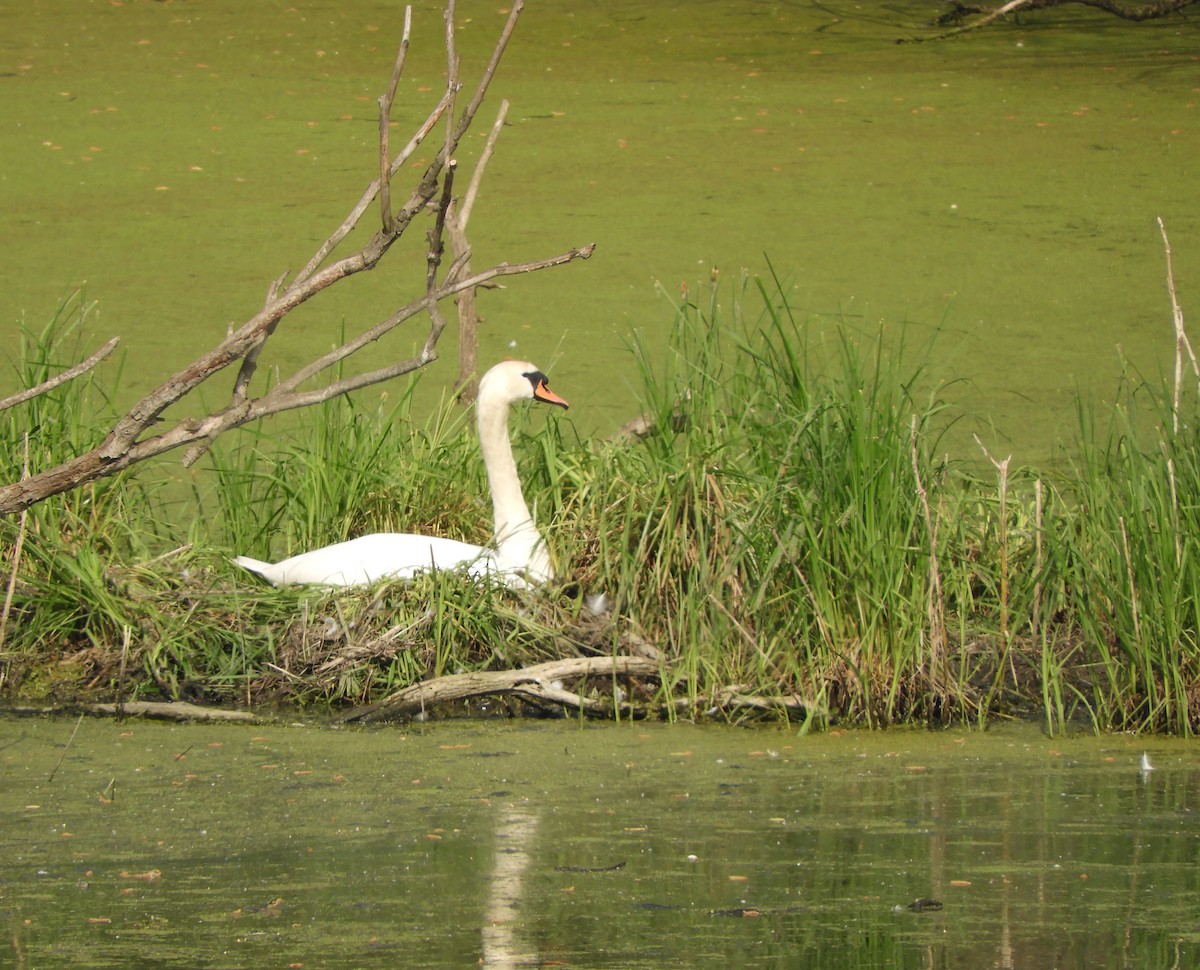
[476, 391, 552, 580]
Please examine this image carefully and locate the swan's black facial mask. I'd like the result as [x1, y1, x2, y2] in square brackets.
[525, 371, 570, 410]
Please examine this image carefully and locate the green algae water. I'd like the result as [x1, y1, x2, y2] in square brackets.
[2, 2, 1197, 466]
[2, 717, 1197, 968]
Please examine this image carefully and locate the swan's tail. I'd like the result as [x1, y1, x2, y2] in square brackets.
[233, 556, 273, 581]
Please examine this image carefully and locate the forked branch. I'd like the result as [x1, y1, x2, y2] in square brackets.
[0, 0, 593, 517]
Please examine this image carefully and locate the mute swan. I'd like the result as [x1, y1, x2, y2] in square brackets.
[233, 360, 569, 587]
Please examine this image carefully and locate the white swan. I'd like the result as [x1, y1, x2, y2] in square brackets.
[233, 360, 569, 587]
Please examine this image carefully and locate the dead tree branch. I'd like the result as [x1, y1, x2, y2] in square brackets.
[339, 655, 660, 723]
[451, 98, 510, 404]
[932, 0, 1198, 31]
[0, 337, 119, 413]
[1159, 217, 1198, 434]
[0, 0, 594, 517]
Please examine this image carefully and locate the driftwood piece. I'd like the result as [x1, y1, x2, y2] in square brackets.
[943, 0, 1198, 20]
[919, 0, 1199, 40]
[340, 655, 660, 723]
[88, 701, 264, 722]
[0, 701, 267, 723]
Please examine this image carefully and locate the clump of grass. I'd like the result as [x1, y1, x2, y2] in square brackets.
[560, 270, 971, 726]
[1052, 374, 1200, 732]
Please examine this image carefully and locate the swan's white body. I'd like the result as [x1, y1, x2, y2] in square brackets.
[233, 360, 568, 588]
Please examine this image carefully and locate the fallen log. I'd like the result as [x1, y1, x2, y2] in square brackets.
[87, 701, 264, 723]
[339, 655, 660, 723]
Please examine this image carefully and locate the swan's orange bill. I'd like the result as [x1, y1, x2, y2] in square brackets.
[534, 380, 569, 410]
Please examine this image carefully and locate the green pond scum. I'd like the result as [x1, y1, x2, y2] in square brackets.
[2, 716, 1199, 969]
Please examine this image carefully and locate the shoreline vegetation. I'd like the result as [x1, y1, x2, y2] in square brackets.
[2, 259, 1198, 735]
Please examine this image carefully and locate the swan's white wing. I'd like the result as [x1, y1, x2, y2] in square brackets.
[235, 533, 491, 587]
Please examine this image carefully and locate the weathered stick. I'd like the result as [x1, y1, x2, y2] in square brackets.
[0, 434, 30, 671]
[940, 0, 1198, 24]
[379, 6, 413, 234]
[0, 337, 119, 413]
[340, 655, 660, 723]
[452, 98, 511, 403]
[904, 0, 1035, 41]
[1158, 217, 1197, 434]
[85, 701, 263, 723]
[46, 713, 84, 783]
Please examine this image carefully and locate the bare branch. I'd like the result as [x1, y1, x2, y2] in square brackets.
[339, 654, 659, 723]
[0, 2, 596, 517]
[451, 98, 510, 401]
[0, 433, 30, 667]
[0, 337, 119, 413]
[274, 243, 594, 397]
[907, 0, 1035, 40]
[379, 6, 412, 234]
[297, 90, 452, 286]
[927, 0, 1199, 35]
[1159, 217, 1197, 434]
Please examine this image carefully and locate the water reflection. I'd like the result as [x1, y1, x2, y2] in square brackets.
[482, 807, 539, 969]
[1, 718, 1198, 969]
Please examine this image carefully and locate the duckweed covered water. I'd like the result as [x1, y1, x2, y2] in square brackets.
[2, 717, 1197, 968]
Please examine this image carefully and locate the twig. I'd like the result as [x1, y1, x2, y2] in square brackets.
[47, 713, 84, 783]
[264, 662, 306, 684]
[451, 98, 511, 402]
[0, 337, 119, 413]
[904, 0, 1035, 41]
[84, 701, 263, 722]
[460, 99, 509, 228]
[294, 90, 453, 287]
[0, 434, 31, 672]
[379, 6, 413, 233]
[442, 0, 461, 166]
[1158, 217, 1196, 434]
[943, 0, 1199, 22]
[449, 1, 524, 147]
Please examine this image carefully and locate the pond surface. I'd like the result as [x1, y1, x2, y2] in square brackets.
[2, 1, 1198, 465]
[2, 716, 1198, 968]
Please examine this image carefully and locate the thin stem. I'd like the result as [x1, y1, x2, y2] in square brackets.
[0, 338, 119, 413]
[379, 6, 413, 234]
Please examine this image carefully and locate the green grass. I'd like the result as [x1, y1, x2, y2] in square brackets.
[3, 279, 1200, 732]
